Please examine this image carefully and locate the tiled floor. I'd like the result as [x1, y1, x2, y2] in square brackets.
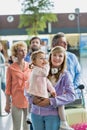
[0, 57, 87, 130]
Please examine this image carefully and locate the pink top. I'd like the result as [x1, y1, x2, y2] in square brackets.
[5, 62, 31, 108]
[28, 64, 55, 98]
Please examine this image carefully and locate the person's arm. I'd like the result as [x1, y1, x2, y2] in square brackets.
[42, 63, 50, 76]
[33, 71, 76, 107]
[5, 94, 11, 113]
[0, 63, 9, 67]
[24, 89, 33, 105]
[34, 63, 50, 77]
[47, 78, 56, 97]
[0, 64, 5, 66]
[49, 72, 76, 108]
[5, 66, 12, 113]
[73, 55, 81, 88]
[0, 52, 5, 63]
[67, 52, 81, 89]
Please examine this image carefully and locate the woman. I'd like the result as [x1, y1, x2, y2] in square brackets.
[5, 41, 31, 130]
[26, 46, 76, 130]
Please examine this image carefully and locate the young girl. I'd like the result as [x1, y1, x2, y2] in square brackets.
[28, 50, 56, 99]
[26, 50, 56, 124]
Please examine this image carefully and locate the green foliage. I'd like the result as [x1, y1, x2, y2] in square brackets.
[19, 0, 58, 35]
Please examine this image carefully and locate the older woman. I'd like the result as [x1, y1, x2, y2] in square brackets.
[5, 41, 31, 130]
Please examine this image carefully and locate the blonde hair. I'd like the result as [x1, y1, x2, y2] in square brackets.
[11, 41, 27, 57]
[48, 46, 66, 81]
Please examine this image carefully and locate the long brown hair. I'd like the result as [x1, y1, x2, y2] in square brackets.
[48, 46, 66, 81]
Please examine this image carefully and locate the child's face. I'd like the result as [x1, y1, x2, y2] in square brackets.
[51, 52, 64, 68]
[35, 53, 47, 68]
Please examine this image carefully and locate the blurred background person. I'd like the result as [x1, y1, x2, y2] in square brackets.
[25, 36, 41, 62]
[0, 42, 6, 92]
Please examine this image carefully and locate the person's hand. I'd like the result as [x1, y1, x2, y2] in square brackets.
[33, 96, 50, 107]
[5, 62, 10, 67]
[51, 92, 57, 97]
[37, 98, 50, 107]
[33, 96, 44, 105]
[5, 103, 11, 114]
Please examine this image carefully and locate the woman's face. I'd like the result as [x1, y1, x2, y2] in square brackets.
[16, 46, 27, 60]
[51, 52, 64, 68]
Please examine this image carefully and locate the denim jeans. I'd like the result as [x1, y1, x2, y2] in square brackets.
[31, 113, 60, 130]
[1, 82, 6, 92]
[30, 124, 33, 130]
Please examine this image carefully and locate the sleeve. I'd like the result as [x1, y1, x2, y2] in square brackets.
[1, 53, 5, 63]
[47, 78, 56, 93]
[5, 67, 12, 95]
[73, 55, 81, 88]
[49, 72, 76, 108]
[24, 89, 33, 105]
[34, 64, 50, 77]
[40, 63, 50, 76]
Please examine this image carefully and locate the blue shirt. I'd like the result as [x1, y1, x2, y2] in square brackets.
[24, 52, 31, 62]
[66, 51, 81, 98]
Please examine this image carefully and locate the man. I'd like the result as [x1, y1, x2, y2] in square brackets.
[25, 36, 41, 62]
[51, 32, 82, 99]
